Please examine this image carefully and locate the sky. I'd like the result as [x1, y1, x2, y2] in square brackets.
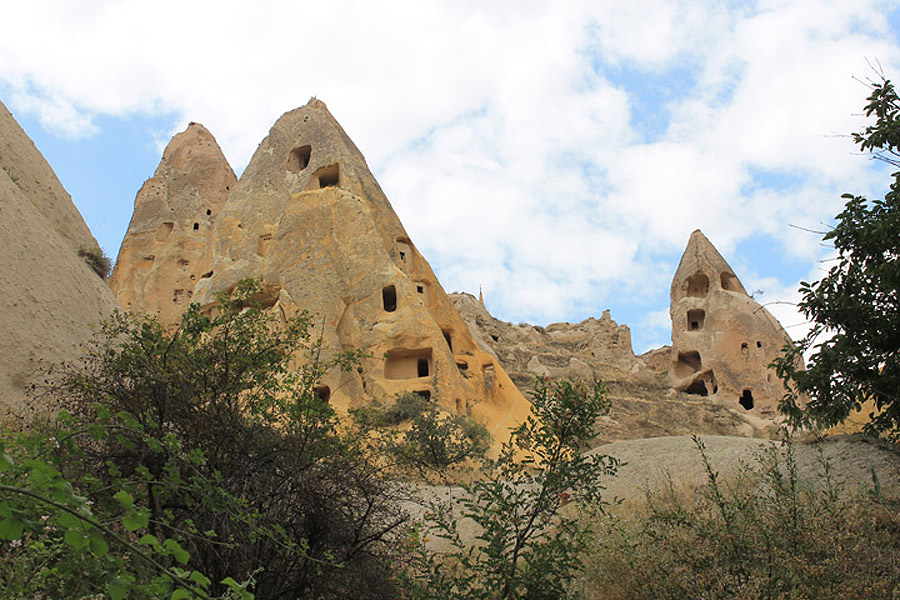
[1, 0, 899, 354]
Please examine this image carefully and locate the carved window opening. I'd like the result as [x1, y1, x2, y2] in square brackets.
[741, 342, 749, 355]
[756, 341, 762, 348]
[483, 364, 495, 391]
[173, 289, 185, 304]
[687, 309, 705, 331]
[200, 271, 214, 279]
[684, 380, 708, 396]
[721, 271, 740, 292]
[674, 351, 702, 378]
[456, 361, 468, 372]
[396, 238, 412, 265]
[739, 389, 754, 410]
[686, 273, 709, 298]
[384, 348, 432, 380]
[287, 145, 312, 173]
[314, 385, 331, 403]
[382, 285, 397, 312]
[442, 330, 453, 351]
[315, 163, 340, 188]
[258, 233, 273, 257]
[417, 285, 424, 294]
[206, 209, 212, 216]
[193, 222, 199, 230]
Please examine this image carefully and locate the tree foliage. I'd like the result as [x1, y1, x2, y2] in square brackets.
[403, 379, 618, 600]
[1, 279, 408, 599]
[774, 76, 900, 439]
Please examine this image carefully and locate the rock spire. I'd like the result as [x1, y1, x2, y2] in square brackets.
[669, 229, 794, 416]
[110, 122, 236, 325]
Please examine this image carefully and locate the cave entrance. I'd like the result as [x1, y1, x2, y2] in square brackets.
[382, 285, 397, 312]
[739, 389, 754, 410]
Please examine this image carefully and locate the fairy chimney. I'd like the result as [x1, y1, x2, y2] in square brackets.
[669, 230, 794, 416]
[110, 99, 531, 440]
[110, 123, 236, 325]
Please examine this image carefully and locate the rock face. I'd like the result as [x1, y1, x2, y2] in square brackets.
[0, 100, 119, 418]
[112, 99, 530, 438]
[110, 123, 236, 325]
[669, 230, 793, 417]
[451, 292, 643, 392]
[452, 292, 777, 442]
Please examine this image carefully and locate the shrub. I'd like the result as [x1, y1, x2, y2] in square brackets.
[585, 435, 900, 600]
[9, 278, 407, 599]
[402, 379, 618, 600]
[77, 246, 112, 279]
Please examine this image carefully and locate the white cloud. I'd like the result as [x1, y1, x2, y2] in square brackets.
[1, 0, 898, 350]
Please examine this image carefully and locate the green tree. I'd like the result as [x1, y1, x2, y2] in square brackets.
[403, 379, 618, 600]
[774, 75, 900, 440]
[4, 279, 407, 599]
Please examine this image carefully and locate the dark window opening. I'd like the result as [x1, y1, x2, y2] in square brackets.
[200, 271, 214, 279]
[399, 251, 406, 260]
[193, 222, 199, 230]
[443, 330, 452, 351]
[490, 334, 499, 342]
[456, 361, 468, 372]
[684, 380, 708, 396]
[739, 389, 754, 410]
[415, 390, 431, 401]
[287, 145, 312, 173]
[206, 209, 211, 215]
[314, 386, 331, 403]
[417, 285, 424, 294]
[483, 364, 495, 391]
[382, 285, 397, 312]
[417, 358, 429, 378]
[741, 342, 749, 355]
[687, 309, 705, 331]
[316, 163, 340, 188]
[756, 341, 762, 348]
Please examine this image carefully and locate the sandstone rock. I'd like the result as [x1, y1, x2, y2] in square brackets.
[0, 100, 119, 418]
[452, 291, 777, 442]
[173, 99, 531, 440]
[669, 230, 794, 417]
[110, 123, 236, 325]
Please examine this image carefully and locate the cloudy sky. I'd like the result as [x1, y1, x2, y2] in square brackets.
[1, 0, 899, 353]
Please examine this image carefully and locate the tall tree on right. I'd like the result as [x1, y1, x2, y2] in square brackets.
[774, 75, 900, 440]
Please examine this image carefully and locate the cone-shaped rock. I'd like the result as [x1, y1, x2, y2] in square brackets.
[110, 123, 236, 325]
[191, 99, 529, 436]
[669, 230, 793, 416]
[0, 100, 118, 418]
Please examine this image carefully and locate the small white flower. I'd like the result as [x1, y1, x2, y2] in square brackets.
[9, 539, 22, 548]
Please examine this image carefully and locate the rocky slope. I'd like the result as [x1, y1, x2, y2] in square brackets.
[0, 100, 119, 419]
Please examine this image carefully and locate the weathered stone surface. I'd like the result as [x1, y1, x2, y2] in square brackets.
[669, 230, 794, 416]
[180, 99, 530, 440]
[110, 123, 236, 325]
[0, 100, 119, 418]
[451, 292, 643, 391]
[452, 292, 776, 442]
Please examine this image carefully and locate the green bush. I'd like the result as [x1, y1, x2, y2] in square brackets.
[2, 279, 406, 599]
[585, 436, 900, 600]
[402, 379, 618, 600]
[77, 246, 112, 279]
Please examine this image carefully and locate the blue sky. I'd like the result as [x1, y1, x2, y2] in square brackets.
[2, 0, 899, 353]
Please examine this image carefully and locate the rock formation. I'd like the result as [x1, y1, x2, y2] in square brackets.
[113, 99, 530, 439]
[453, 291, 777, 442]
[669, 229, 794, 417]
[0, 100, 119, 418]
[451, 292, 643, 391]
[110, 123, 236, 325]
